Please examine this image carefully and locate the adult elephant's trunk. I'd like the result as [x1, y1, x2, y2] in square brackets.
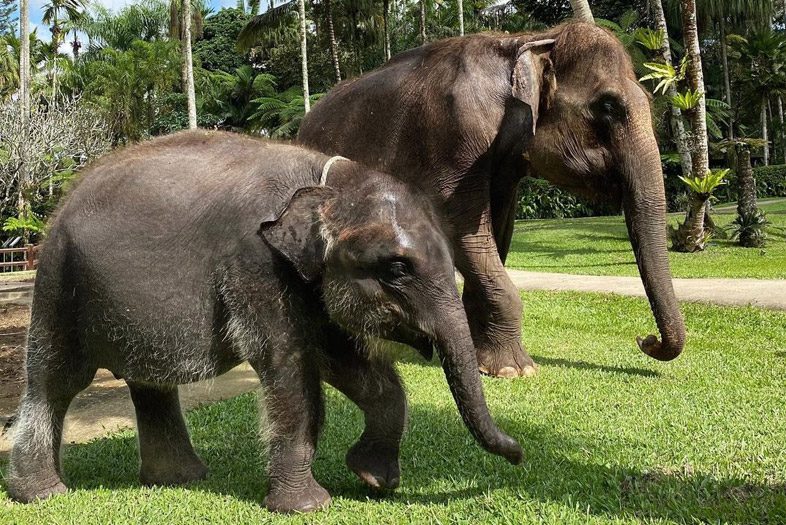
[432, 298, 523, 464]
[621, 129, 686, 361]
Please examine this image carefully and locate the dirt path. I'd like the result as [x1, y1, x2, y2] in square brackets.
[507, 270, 786, 310]
[0, 363, 259, 455]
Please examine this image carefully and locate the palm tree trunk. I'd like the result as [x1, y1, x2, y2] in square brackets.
[419, 0, 426, 45]
[719, 15, 733, 140]
[325, 0, 341, 83]
[762, 97, 769, 165]
[778, 96, 784, 164]
[736, 144, 757, 219]
[569, 0, 593, 22]
[18, 0, 30, 216]
[182, 0, 197, 129]
[298, 0, 310, 113]
[673, 0, 711, 252]
[383, 0, 391, 60]
[653, 0, 691, 177]
[457, 0, 464, 35]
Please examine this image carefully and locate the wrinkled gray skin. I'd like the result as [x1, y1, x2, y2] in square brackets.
[299, 22, 686, 377]
[7, 131, 521, 513]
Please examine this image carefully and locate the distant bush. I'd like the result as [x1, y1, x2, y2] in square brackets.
[716, 164, 786, 202]
[752, 165, 786, 197]
[516, 178, 615, 220]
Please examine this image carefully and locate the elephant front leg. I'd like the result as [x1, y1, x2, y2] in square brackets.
[457, 230, 536, 378]
[251, 348, 330, 514]
[321, 334, 406, 490]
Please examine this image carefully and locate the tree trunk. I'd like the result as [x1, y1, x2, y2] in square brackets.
[762, 97, 769, 166]
[326, 0, 341, 83]
[457, 0, 464, 35]
[419, 0, 426, 45]
[653, 0, 691, 177]
[735, 144, 764, 247]
[298, 0, 310, 113]
[18, 0, 30, 216]
[569, 0, 594, 22]
[383, 0, 391, 60]
[673, 0, 711, 252]
[182, 0, 197, 129]
[719, 15, 733, 140]
[778, 96, 784, 163]
[736, 145, 757, 219]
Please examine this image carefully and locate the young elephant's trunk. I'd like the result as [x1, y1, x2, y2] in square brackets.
[433, 298, 523, 465]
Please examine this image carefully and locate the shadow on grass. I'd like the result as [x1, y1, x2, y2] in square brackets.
[532, 356, 660, 378]
[1, 393, 784, 523]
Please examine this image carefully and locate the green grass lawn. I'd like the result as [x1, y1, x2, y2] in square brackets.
[2, 290, 786, 524]
[507, 199, 786, 279]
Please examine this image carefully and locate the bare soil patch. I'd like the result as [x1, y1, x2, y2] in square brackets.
[0, 305, 28, 416]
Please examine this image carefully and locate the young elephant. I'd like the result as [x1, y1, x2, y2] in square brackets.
[7, 130, 522, 513]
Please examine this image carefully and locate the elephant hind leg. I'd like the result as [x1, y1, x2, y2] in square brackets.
[7, 323, 96, 503]
[127, 382, 207, 486]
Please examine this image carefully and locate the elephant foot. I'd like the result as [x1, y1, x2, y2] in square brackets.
[139, 453, 208, 486]
[476, 341, 537, 378]
[264, 478, 331, 513]
[346, 439, 401, 490]
[7, 476, 68, 504]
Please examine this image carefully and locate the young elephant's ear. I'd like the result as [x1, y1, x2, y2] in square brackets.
[511, 39, 557, 135]
[258, 186, 334, 283]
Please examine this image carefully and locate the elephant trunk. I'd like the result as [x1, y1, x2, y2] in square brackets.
[621, 130, 686, 361]
[432, 298, 523, 464]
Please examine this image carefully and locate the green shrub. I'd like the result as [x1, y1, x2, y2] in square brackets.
[517, 178, 612, 219]
[752, 164, 786, 197]
[717, 164, 786, 201]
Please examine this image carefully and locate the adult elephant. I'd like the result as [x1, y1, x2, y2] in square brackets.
[298, 22, 686, 378]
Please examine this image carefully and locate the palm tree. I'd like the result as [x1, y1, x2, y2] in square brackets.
[651, 0, 692, 177]
[728, 30, 786, 166]
[238, 0, 312, 112]
[0, 34, 19, 99]
[169, 0, 204, 128]
[672, 0, 711, 252]
[457, 0, 463, 35]
[18, 0, 30, 215]
[41, 0, 86, 54]
[42, 0, 86, 96]
[419, 0, 425, 44]
[570, 0, 593, 22]
[297, 0, 310, 112]
[383, 0, 390, 59]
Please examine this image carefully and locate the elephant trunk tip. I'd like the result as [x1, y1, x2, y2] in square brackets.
[636, 333, 684, 362]
[485, 432, 524, 465]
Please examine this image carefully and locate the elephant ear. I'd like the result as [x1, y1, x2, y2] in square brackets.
[511, 39, 557, 135]
[258, 186, 335, 283]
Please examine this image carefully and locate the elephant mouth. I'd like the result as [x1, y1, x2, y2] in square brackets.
[388, 324, 434, 361]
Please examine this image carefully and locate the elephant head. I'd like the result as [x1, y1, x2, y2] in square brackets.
[516, 23, 686, 361]
[259, 160, 523, 465]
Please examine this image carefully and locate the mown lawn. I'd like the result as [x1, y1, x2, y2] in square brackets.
[507, 199, 786, 279]
[2, 290, 786, 524]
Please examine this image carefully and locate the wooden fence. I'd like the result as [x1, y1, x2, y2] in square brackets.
[0, 245, 40, 272]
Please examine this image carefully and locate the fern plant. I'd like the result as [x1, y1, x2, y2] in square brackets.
[671, 89, 703, 111]
[729, 210, 768, 248]
[640, 56, 687, 95]
[678, 169, 729, 197]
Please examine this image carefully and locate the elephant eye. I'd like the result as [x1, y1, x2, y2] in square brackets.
[592, 92, 627, 125]
[380, 257, 412, 283]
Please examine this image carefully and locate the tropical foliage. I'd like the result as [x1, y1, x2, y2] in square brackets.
[3, 0, 786, 240]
